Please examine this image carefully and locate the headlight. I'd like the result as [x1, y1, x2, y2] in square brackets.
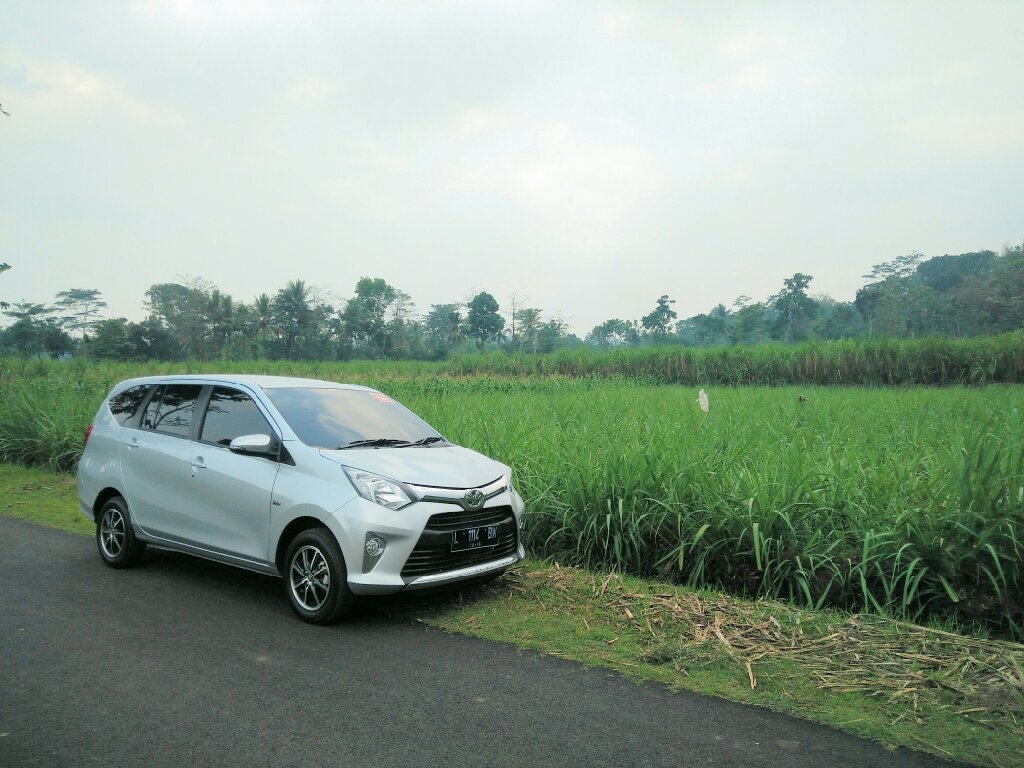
[505, 471, 520, 500]
[343, 467, 415, 510]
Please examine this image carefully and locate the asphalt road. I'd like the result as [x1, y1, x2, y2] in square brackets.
[0, 516, 958, 768]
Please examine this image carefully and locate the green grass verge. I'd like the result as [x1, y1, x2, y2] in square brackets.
[5, 463, 1022, 767]
[0, 464, 91, 534]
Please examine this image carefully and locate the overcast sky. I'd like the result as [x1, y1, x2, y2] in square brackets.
[2, 1, 1022, 334]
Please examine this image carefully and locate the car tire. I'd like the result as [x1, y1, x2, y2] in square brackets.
[96, 496, 147, 568]
[283, 528, 354, 624]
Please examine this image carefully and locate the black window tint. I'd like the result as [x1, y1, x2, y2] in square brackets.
[108, 385, 151, 426]
[150, 384, 203, 438]
[141, 385, 164, 430]
[201, 387, 273, 446]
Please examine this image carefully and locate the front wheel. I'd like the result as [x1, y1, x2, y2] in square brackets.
[283, 528, 354, 624]
[96, 496, 147, 568]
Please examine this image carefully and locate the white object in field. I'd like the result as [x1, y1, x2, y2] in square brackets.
[697, 389, 709, 413]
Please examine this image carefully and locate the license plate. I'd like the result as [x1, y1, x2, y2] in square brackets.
[452, 524, 500, 552]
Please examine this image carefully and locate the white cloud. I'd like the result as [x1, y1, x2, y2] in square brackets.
[134, 0, 320, 28]
[598, 10, 634, 40]
[898, 112, 1024, 154]
[458, 108, 501, 136]
[287, 77, 337, 103]
[720, 34, 789, 60]
[456, 118, 661, 237]
[2, 53, 157, 121]
[698, 33, 820, 94]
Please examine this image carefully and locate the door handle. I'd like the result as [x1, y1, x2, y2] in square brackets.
[189, 458, 207, 472]
[125, 437, 139, 450]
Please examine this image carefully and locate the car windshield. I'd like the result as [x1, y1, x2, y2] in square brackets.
[263, 387, 442, 449]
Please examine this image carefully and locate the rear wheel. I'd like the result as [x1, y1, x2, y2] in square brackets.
[96, 496, 146, 568]
[283, 528, 353, 624]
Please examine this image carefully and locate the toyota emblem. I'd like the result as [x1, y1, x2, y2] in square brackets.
[463, 489, 485, 510]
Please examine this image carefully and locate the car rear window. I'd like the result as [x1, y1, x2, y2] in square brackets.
[264, 387, 438, 449]
[108, 385, 151, 426]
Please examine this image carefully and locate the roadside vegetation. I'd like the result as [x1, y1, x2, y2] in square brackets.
[1, 360, 1021, 638]
[4, 463, 1020, 768]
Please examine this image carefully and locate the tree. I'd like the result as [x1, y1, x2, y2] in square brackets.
[144, 280, 214, 359]
[87, 318, 136, 360]
[424, 303, 466, 358]
[586, 319, 639, 347]
[512, 307, 543, 353]
[386, 287, 416, 358]
[54, 288, 107, 339]
[686, 304, 730, 346]
[917, 251, 997, 292]
[987, 243, 1024, 331]
[813, 298, 864, 339]
[0, 262, 10, 311]
[0, 302, 73, 358]
[205, 289, 235, 357]
[855, 255, 922, 338]
[250, 293, 278, 357]
[272, 280, 316, 358]
[641, 295, 677, 338]
[536, 317, 568, 353]
[770, 273, 818, 341]
[466, 292, 505, 351]
[341, 277, 400, 358]
[731, 302, 768, 345]
[126, 318, 178, 360]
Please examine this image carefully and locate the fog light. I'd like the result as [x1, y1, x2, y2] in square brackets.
[363, 534, 386, 573]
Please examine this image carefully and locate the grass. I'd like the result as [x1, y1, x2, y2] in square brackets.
[5, 463, 1022, 768]
[6, 333, 1024, 385]
[0, 464, 89, 533]
[1, 360, 1022, 636]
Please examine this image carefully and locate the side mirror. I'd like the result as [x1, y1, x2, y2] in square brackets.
[228, 433, 276, 456]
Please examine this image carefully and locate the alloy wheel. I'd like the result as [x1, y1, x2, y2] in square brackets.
[99, 507, 125, 559]
[289, 545, 331, 611]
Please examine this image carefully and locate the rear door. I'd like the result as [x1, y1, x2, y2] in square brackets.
[120, 383, 205, 540]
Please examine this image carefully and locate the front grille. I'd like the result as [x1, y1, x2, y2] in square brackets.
[401, 506, 518, 579]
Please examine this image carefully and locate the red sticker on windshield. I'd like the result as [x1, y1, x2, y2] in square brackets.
[371, 393, 394, 403]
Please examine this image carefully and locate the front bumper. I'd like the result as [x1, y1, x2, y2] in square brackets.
[335, 487, 526, 595]
[403, 550, 523, 591]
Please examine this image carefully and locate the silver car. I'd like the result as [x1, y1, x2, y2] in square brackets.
[77, 375, 525, 623]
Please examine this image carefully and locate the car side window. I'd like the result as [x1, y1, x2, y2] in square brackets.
[200, 387, 274, 446]
[140, 385, 164, 430]
[108, 385, 151, 426]
[148, 384, 203, 438]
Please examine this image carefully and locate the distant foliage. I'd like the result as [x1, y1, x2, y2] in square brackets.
[441, 335, 1024, 386]
[1, 243, 1021, 361]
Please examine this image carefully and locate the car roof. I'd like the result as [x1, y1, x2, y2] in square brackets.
[111, 374, 376, 392]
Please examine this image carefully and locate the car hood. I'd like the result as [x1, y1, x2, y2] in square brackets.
[318, 444, 507, 489]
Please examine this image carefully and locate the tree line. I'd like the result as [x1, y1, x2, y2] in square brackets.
[1, 243, 1021, 361]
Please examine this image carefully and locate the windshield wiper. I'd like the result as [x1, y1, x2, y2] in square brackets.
[395, 436, 446, 448]
[335, 438, 413, 450]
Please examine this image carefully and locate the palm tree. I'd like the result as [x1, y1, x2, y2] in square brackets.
[252, 293, 277, 357]
[273, 280, 313, 358]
